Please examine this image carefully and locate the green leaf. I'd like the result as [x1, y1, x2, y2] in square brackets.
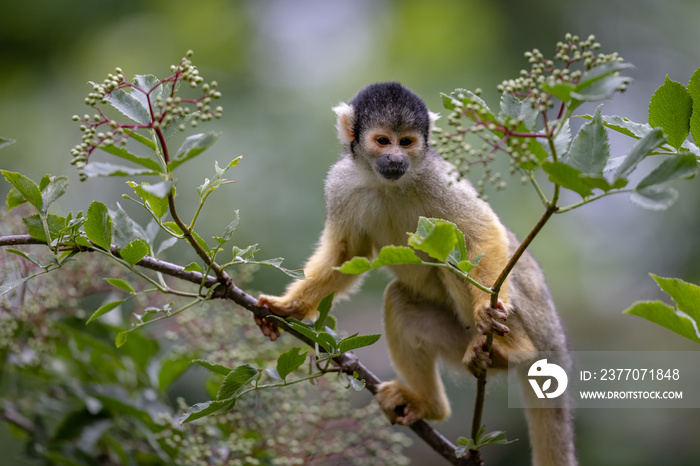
[0, 137, 16, 150]
[104, 278, 135, 294]
[570, 76, 632, 102]
[276, 347, 308, 381]
[688, 67, 700, 145]
[6, 248, 44, 267]
[477, 430, 517, 447]
[636, 152, 697, 190]
[335, 256, 372, 274]
[112, 203, 148, 248]
[623, 274, 700, 343]
[1, 275, 39, 296]
[119, 239, 150, 265]
[540, 119, 572, 159]
[6, 187, 25, 210]
[106, 87, 151, 125]
[83, 162, 157, 178]
[85, 201, 113, 251]
[541, 81, 576, 103]
[86, 300, 125, 324]
[184, 262, 203, 274]
[191, 359, 233, 377]
[648, 75, 692, 149]
[1, 170, 43, 211]
[373, 246, 423, 267]
[499, 93, 538, 130]
[338, 334, 381, 354]
[179, 399, 232, 424]
[124, 129, 157, 151]
[613, 128, 666, 182]
[314, 291, 335, 332]
[127, 181, 171, 219]
[23, 214, 67, 243]
[629, 185, 679, 210]
[217, 364, 259, 400]
[99, 144, 162, 171]
[567, 105, 610, 175]
[158, 356, 192, 391]
[40, 176, 69, 214]
[409, 217, 462, 262]
[169, 132, 220, 170]
[542, 162, 593, 198]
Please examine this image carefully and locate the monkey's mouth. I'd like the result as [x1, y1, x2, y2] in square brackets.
[378, 166, 407, 180]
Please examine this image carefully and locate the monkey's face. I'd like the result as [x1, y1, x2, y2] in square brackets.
[360, 127, 425, 181]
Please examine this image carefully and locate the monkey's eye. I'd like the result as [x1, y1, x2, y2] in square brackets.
[399, 138, 413, 146]
[376, 137, 391, 146]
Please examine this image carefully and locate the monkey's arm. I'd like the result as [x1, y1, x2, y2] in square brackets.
[257, 222, 370, 338]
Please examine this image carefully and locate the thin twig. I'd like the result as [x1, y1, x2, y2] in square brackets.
[0, 234, 475, 466]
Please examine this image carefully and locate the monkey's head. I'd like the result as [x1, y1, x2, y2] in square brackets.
[333, 82, 439, 182]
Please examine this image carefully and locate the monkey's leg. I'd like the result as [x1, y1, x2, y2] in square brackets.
[376, 280, 466, 426]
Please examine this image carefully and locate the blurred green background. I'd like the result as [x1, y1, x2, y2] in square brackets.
[2, 0, 700, 464]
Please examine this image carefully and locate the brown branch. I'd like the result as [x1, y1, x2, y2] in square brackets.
[1, 234, 476, 466]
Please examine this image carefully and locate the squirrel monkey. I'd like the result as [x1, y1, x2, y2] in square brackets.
[257, 82, 576, 466]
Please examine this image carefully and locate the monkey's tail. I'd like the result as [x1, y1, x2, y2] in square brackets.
[517, 367, 578, 466]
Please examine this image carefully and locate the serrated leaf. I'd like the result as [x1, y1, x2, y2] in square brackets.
[373, 246, 423, 267]
[629, 186, 679, 210]
[107, 87, 151, 125]
[499, 93, 538, 130]
[127, 181, 171, 219]
[83, 161, 158, 178]
[335, 256, 372, 274]
[184, 262, 203, 273]
[99, 144, 162, 171]
[87, 300, 125, 324]
[85, 201, 113, 251]
[179, 399, 232, 424]
[567, 105, 610, 175]
[131, 74, 163, 110]
[111, 203, 147, 248]
[570, 76, 632, 102]
[314, 291, 335, 332]
[23, 214, 67, 243]
[636, 152, 697, 190]
[6, 187, 25, 210]
[217, 364, 259, 400]
[221, 211, 240, 242]
[191, 359, 232, 377]
[540, 119, 572, 159]
[276, 347, 308, 381]
[409, 217, 461, 262]
[169, 132, 220, 170]
[1, 170, 43, 211]
[613, 128, 666, 182]
[119, 239, 150, 265]
[40, 176, 69, 214]
[104, 278, 135, 294]
[338, 334, 381, 354]
[623, 274, 700, 343]
[649, 76, 692, 149]
[124, 129, 157, 151]
[688, 67, 700, 145]
[542, 162, 593, 198]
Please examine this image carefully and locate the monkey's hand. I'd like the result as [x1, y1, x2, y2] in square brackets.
[474, 299, 510, 336]
[376, 380, 449, 426]
[256, 294, 309, 341]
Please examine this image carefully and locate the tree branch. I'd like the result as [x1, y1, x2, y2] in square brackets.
[1, 234, 476, 465]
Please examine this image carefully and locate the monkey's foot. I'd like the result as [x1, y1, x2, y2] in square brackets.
[474, 299, 510, 336]
[463, 335, 493, 378]
[376, 380, 447, 426]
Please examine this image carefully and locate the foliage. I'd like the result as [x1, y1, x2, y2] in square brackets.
[1, 52, 397, 464]
[0, 217, 410, 464]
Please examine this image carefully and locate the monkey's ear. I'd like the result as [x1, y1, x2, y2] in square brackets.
[332, 102, 355, 146]
[428, 111, 441, 139]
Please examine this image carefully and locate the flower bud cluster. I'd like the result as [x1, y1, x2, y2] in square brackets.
[70, 51, 223, 179]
